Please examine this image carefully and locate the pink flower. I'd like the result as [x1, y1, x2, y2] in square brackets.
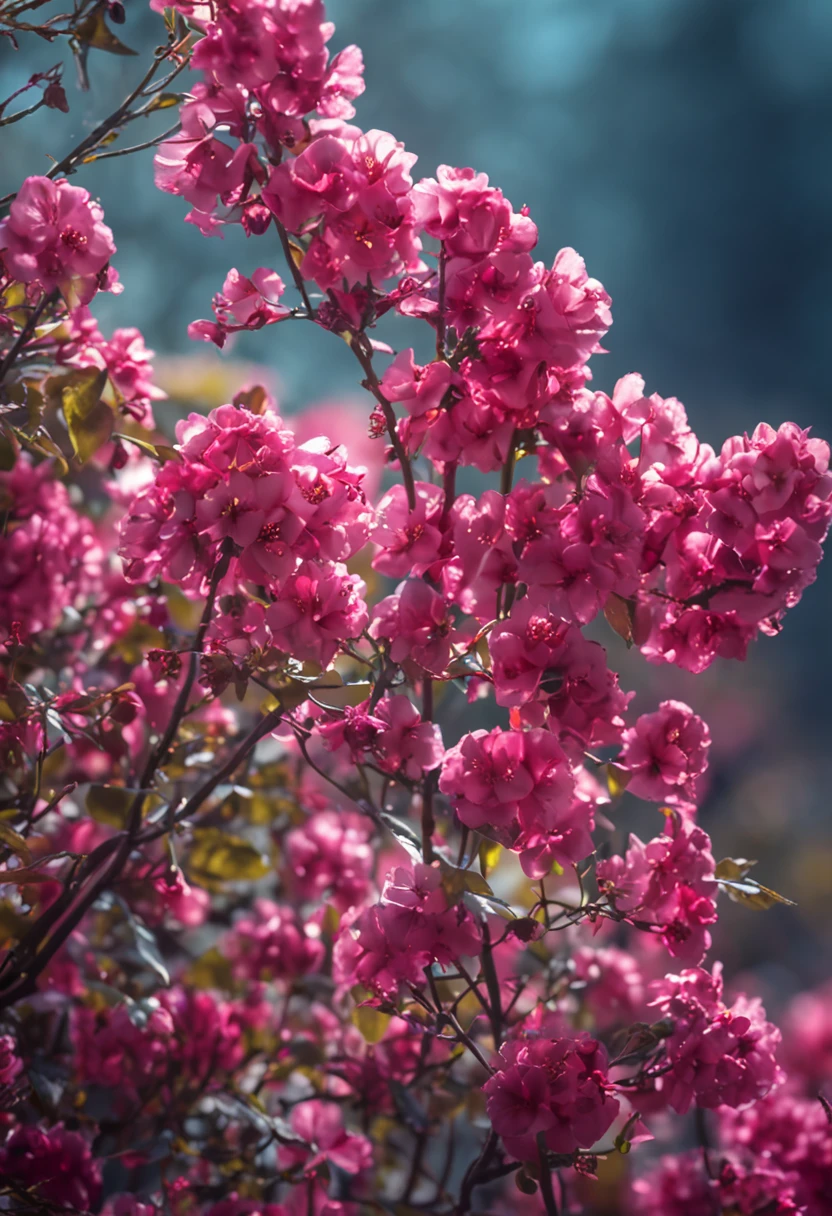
[264, 128, 422, 288]
[222, 898, 325, 982]
[519, 475, 644, 624]
[412, 165, 538, 258]
[572, 947, 646, 1033]
[484, 1016, 620, 1161]
[0, 176, 116, 304]
[380, 349, 455, 456]
[190, 0, 363, 122]
[489, 599, 632, 753]
[280, 1099, 373, 1176]
[158, 987, 245, 1078]
[444, 490, 516, 622]
[334, 863, 482, 1000]
[119, 401, 312, 594]
[72, 1003, 174, 1111]
[439, 727, 593, 874]
[319, 694, 444, 780]
[648, 964, 783, 1113]
[265, 559, 368, 668]
[283, 809, 374, 912]
[597, 812, 718, 963]
[628, 1151, 803, 1216]
[720, 1091, 832, 1216]
[370, 579, 466, 675]
[101, 1197, 160, 1216]
[616, 701, 711, 806]
[152, 870, 211, 927]
[0, 1124, 101, 1211]
[0, 456, 103, 638]
[779, 979, 832, 1088]
[189, 267, 290, 348]
[291, 436, 373, 563]
[0, 1034, 23, 1086]
[371, 481, 446, 577]
[58, 307, 165, 427]
[153, 83, 262, 233]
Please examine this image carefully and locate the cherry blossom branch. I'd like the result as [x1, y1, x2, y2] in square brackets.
[0, 289, 56, 386]
[347, 330, 417, 511]
[421, 676, 436, 861]
[40, 38, 191, 184]
[537, 1133, 561, 1216]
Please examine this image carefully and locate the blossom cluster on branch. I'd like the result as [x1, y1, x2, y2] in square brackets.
[0, 0, 830, 1214]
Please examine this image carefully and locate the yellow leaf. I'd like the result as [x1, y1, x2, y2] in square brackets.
[74, 6, 138, 54]
[145, 92, 182, 112]
[113, 432, 180, 463]
[86, 784, 136, 828]
[715, 857, 796, 910]
[0, 900, 28, 945]
[60, 367, 112, 463]
[351, 1004, 391, 1044]
[186, 946, 234, 991]
[479, 839, 502, 879]
[188, 827, 270, 883]
[0, 823, 32, 865]
[605, 763, 631, 800]
[440, 858, 493, 900]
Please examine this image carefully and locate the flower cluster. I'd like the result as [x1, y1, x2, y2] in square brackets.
[597, 811, 718, 962]
[629, 1151, 803, 1216]
[0, 454, 102, 640]
[438, 726, 596, 877]
[119, 401, 371, 667]
[646, 964, 783, 1113]
[483, 1014, 620, 1161]
[0, 0, 829, 1212]
[154, 0, 365, 235]
[334, 862, 483, 1000]
[0, 176, 117, 304]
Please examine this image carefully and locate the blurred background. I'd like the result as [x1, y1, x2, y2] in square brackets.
[2, 0, 831, 1004]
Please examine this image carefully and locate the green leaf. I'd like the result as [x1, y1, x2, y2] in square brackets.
[114, 896, 170, 988]
[86, 784, 136, 828]
[379, 812, 422, 862]
[113, 432, 181, 463]
[715, 857, 796, 910]
[60, 368, 112, 463]
[9, 425, 69, 477]
[188, 827, 270, 883]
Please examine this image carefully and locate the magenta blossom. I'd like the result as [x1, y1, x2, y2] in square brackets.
[647, 964, 783, 1113]
[0, 176, 116, 304]
[617, 700, 711, 807]
[484, 1014, 620, 1161]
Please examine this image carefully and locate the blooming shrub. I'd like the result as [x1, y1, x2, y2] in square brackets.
[0, 1, 830, 1214]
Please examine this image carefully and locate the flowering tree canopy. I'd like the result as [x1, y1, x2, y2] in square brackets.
[0, 1, 830, 1214]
